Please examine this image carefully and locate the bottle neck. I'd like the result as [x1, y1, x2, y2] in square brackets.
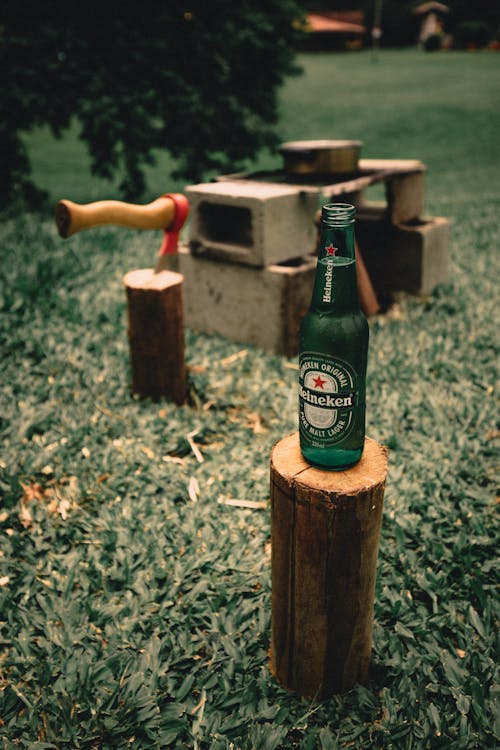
[318, 222, 356, 260]
[311, 222, 359, 312]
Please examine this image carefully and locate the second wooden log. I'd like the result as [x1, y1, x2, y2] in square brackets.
[123, 268, 187, 404]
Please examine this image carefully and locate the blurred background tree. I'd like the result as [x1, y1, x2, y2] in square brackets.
[2, 1, 498, 210]
[0, 1, 305, 209]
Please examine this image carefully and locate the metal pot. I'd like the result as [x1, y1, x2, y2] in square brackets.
[280, 139, 363, 176]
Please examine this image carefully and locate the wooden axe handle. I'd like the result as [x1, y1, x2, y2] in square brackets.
[355, 240, 380, 317]
[55, 196, 176, 238]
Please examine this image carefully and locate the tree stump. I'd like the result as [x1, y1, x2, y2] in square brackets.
[270, 432, 388, 699]
[123, 268, 187, 404]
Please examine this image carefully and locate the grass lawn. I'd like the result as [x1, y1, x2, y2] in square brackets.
[1, 49, 499, 748]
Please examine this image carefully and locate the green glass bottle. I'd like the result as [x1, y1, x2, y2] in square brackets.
[298, 202, 369, 470]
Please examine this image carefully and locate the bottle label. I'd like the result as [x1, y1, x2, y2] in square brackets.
[299, 352, 357, 446]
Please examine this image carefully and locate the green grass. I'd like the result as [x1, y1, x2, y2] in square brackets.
[1, 50, 499, 749]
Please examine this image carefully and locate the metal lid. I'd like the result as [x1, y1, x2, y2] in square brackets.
[279, 139, 363, 154]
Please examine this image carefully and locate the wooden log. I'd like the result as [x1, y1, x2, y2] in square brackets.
[355, 240, 380, 317]
[123, 268, 187, 404]
[270, 432, 388, 699]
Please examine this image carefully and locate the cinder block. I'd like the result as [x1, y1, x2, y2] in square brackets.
[178, 245, 316, 356]
[322, 163, 426, 224]
[185, 180, 318, 268]
[356, 207, 449, 296]
[385, 170, 426, 224]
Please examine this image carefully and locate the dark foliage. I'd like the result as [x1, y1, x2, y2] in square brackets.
[0, 1, 304, 208]
[453, 20, 494, 49]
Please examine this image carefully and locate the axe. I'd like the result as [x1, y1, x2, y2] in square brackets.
[55, 193, 190, 404]
[55, 193, 189, 271]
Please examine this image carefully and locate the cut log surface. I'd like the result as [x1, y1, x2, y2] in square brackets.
[123, 268, 187, 404]
[270, 432, 388, 699]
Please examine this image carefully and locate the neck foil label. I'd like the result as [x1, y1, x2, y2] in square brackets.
[299, 352, 357, 446]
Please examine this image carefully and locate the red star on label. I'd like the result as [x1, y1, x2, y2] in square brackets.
[313, 375, 326, 389]
[326, 245, 337, 256]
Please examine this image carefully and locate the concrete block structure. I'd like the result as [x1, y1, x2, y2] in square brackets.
[362, 159, 426, 225]
[181, 156, 449, 354]
[385, 170, 426, 225]
[185, 180, 318, 267]
[356, 205, 449, 296]
[321, 159, 427, 225]
[179, 245, 316, 356]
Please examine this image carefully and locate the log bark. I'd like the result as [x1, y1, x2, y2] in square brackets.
[270, 432, 388, 699]
[123, 268, 187, 404]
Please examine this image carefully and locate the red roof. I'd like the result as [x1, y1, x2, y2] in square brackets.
[306, 11, 366, 34]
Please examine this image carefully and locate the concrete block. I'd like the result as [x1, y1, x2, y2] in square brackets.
[322, 165, 426, 224]
[185, 180, 318, 268]
[178, 245, 316, 357]
[385, 170, 426, 224]
[356, 207, 449, 296]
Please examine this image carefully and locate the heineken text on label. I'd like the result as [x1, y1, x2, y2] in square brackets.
[299, 354, 357, 446]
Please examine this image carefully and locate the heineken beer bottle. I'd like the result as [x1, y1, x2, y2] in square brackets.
[298, 202, 369, 470]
